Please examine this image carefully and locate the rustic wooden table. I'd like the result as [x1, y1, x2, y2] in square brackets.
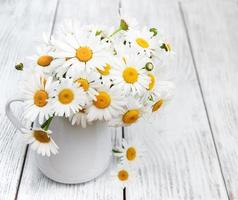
[0, 0, 238, 199]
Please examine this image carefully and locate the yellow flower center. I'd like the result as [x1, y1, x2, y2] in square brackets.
[136, 38, 149, 48]
[76, 47, 93, 62]
[148, 73, 156, 90]
[152, 99, 164, 112]
[33, 130, 50, 143]
[118, 169, 129, 181]
[93, 91, 111, 109]
[122, 109, 140, 124]
[37, 55, 53, 67]
[58, 89, 74, 104]
[75, 78, 89, 91]
[34, 90, 48, 107]
[123, 67, 138, 83]
[126, 147, 137, 161]
[97, 64, 111, 76]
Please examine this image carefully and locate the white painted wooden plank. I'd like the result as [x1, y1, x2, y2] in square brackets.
[181, 1, 238, 199]
[0, 0, 58, 199]
[120, 0, 229, 199]
[16, 0, 123, 200]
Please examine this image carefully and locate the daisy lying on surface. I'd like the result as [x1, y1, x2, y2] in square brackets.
[16, 17, 174, 157]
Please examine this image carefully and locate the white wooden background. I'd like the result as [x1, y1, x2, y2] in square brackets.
[0, 0, 238, 199]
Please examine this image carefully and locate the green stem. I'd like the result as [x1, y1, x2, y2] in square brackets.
[112, 149, 123, 153]
[41, 116, 54, 131]
[109, 27, 122, 38]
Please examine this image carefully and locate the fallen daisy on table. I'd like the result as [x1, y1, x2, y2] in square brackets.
[111, 165, 137, 189]
[22, 128, 58, 157]
[113, 138, 146, 165]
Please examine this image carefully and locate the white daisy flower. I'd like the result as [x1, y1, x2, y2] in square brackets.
[113, 138, 146, 165]
[69, 107, 90, 128]
[147, 81, 174, 114]
[51, 30, 111, 73]
[126, 27, 158, 56]
[67, 68, 99, 100]
[111, 54, 150, 96]
[87, 86, 125, 122]
[22, 73, 58, 124]
[111, 164, 136, 189]
[51, 78, 87, 117]
[109, 97, 149, 127]
[22, 128, 58, 157]
[28, 45, 55, 74]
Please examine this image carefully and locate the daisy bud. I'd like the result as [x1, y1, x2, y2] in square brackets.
[15, 63, 24, 71]
[145, 62, 154, 71]
[149, 27, 158, 36]
[120, 19, 129, 31]
[161, 43, 172, 52]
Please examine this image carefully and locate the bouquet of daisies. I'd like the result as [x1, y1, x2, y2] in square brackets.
[17, 18, 174, 156]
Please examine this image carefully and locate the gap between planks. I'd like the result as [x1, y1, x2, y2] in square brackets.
[178, 1, 230, 200]
[119, 1, 127, 200]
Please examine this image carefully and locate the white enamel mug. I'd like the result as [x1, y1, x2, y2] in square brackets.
[5, 98, 112, 184]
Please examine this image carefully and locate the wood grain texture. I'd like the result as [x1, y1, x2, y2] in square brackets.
[120, 0, 229, 199]
[181, 1, 238, 199]
[16, 0, 123, 200]
[0, 0, 58, 199]
[1, 0, 236, 199]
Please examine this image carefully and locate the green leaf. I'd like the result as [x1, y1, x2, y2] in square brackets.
[149, 27, 158, 36]
[112, 149, 122, 153]
[41, 116, 54, 131]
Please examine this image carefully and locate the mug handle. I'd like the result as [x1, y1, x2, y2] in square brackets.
[5, 98, 26, 134]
